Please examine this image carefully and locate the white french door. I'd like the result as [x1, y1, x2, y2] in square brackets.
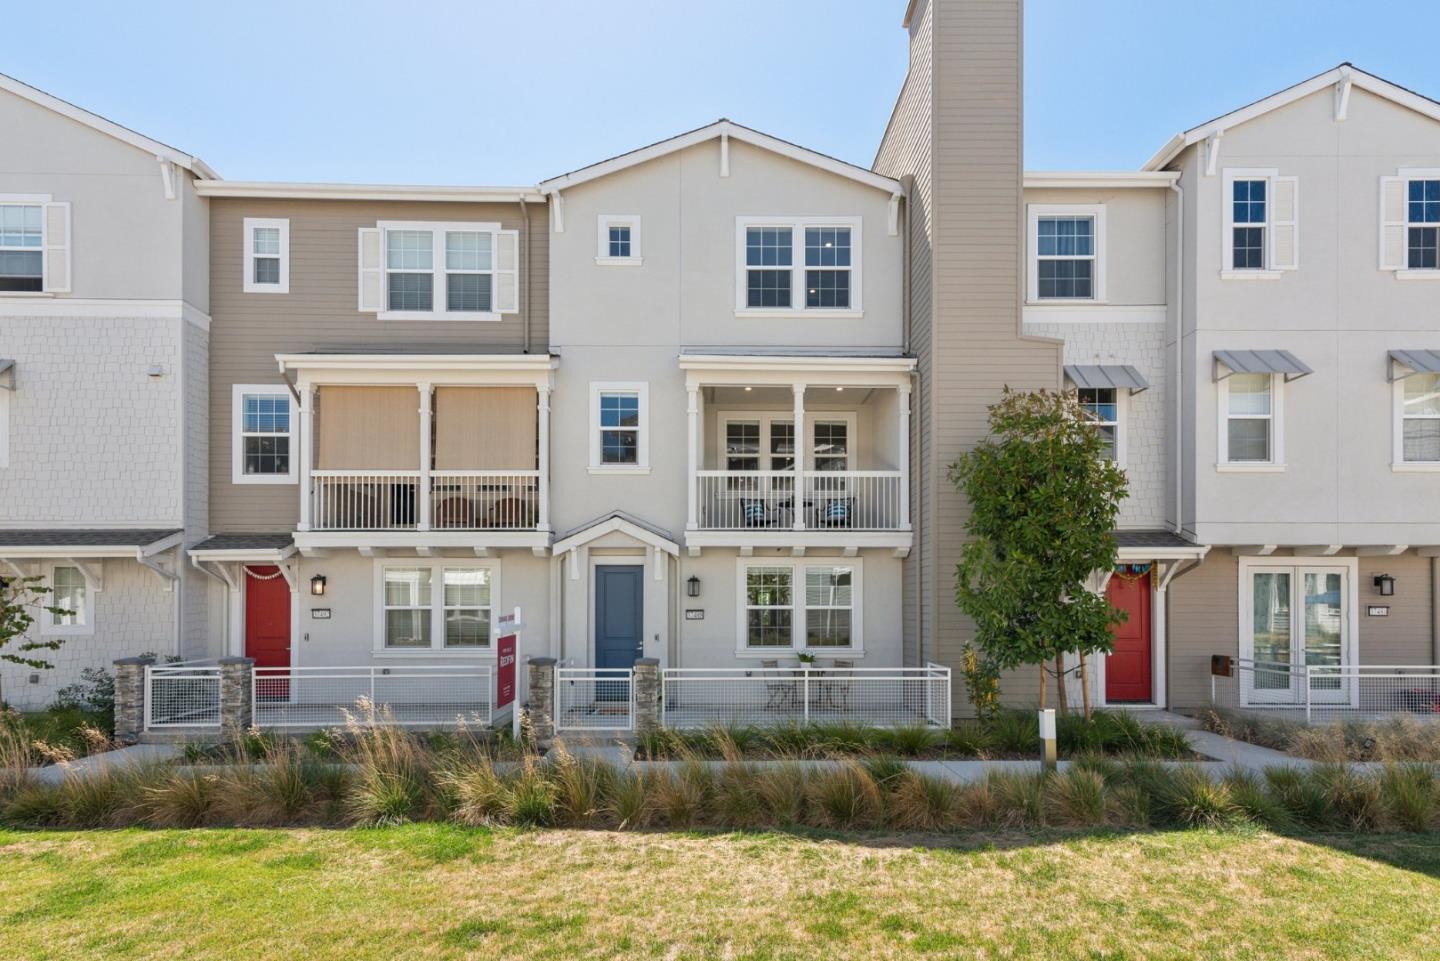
[1240, 561, 1356, 706]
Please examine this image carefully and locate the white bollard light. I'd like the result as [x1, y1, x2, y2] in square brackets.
[1038, 708, 1058, 772]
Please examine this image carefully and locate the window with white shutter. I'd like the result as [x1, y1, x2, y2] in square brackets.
[359, 221, 518, 319]
[1222, 169, 1295, 277]
[0, 196, 68, 293]
[1381, 169, 1440, 277]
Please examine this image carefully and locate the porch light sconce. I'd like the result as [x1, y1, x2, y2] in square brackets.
[310, 574, 327, 597]
[686, 575, 701, 598]
[1373, 573, 1395, 597]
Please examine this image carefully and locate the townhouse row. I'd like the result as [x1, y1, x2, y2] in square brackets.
[3, 0, 1438, 720]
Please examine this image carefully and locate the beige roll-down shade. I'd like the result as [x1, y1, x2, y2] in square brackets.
[316, 386, 420, 470]
[434, 387, 537, 470]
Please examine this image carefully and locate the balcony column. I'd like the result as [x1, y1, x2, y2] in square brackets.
[297, 383, 314, 532]
[418, 383, 433, 531]
[537, 384, 551, 533]
[686, 385, 699, 530]
[898, 384, 912, 531]
[792, 383, 806, 530]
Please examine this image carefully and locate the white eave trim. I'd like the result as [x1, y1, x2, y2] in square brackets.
[186, 545, 298, 564]
[1143, 65, 1440, 172]
[678, 354, 916, 373]
[0, 71, 215, 178]
[540, 120, 901, 195]
[196, 181, 546, 203]
[275, 353, 559, 374]
[553, 516, 680, 557]
[1116, 544, 1210, 562]
[1025, 171, 1180, 189]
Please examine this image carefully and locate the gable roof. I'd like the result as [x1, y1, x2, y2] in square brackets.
[553, 511, 680, 556]
[1144, 64, 1440, 172]
[539, 119, 900, 195]
[0, 72, 217, 179]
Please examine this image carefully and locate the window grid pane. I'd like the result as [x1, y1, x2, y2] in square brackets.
[1233, 227, 1266, 269]
[388, 272, 433, 311]
[746, 567, 793, 648]
[608, 226, 631, 258]
[446, 273, 492, 312]
[383, 568, 432, 649]
[599, 391, 640, 465]
[51, 566, 86, 626]
[443, 568, 491, 648]
[241, 394, 292, 475]
[1402, 372, 1440, 462]
[804, 567, 853, 648]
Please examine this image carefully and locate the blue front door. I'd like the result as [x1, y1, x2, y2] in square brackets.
[595, 565, 644, 670]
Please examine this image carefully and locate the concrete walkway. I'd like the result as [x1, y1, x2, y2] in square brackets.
[29, 742, 181, 785]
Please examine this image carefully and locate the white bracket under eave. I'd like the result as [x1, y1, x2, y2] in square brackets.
[1335, 67, 1353, 122]
[652, 545, 666, 580]
[1355, 544, 1409, 557]
[0, 558, 28, 580]
[888, 193, 900, 236]
[687, 545, 702, 558]
[358, 546, 387, 558]
[567, 548, 580, 581]
[1231, 545, 1278, 557]
[550, 192, 565, 233]
[65, 557, 105, 592]
[133, 550, 178, 590]
[277, 560, 298, 593]
[157, 157, 176, 200]
[720, 131, 730, 177]
[1203, 131, 1223, 177]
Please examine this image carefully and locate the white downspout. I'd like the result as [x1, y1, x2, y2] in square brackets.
[1169, 180, 1185, 536]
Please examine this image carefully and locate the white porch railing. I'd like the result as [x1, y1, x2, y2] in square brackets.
[694, 469, 905, 530]
[145, 660, 222, 729]
[555, 667, 634, 731]
[661, 664, 951, 729]
[310, 470, 541, 531]
[1212, 657, 1440, 725]
[252, 665, 493, 729]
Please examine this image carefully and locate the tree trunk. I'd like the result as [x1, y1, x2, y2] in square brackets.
[1054, 655, 1069, 714]
[1037, 664, 1047, 710]
[1080, 652, 1093, 721]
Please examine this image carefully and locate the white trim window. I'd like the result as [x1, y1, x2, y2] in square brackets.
[1028, 205, 1105, 302]
[43, 563, 93, 636]
[596, 214, 642, 265]
[376, 561, 498, 653]
[243, 217, 289, 293]
[589, 382, 649, 473]
[1077, 387, 1122, 464]
[362, 221, 518, 320]
[0, 202, 44, 292]
[1218, 373, 1283, 468]
[734, 216, 863, 317]
[1222, 169, 1298, 277]
[232, 384, 297, 484]
[1407, 178, 1440, 270]
[1395, 372, 1440, 467]
[736, 559, 863, 654]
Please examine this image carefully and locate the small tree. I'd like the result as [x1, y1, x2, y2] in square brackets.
[1, 575, 68, 705]
[948, 388, 1128, 718]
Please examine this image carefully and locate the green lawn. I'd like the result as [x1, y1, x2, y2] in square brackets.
[0, 826, 1436, 960]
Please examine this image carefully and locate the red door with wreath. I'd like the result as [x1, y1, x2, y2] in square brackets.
[1105, 567, 1152, 703]
[244, 566, 291, 669]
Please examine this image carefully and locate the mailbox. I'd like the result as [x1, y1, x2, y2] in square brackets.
[1210, 654, 1234, 678]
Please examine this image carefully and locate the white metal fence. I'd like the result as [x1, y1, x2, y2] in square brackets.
[555, 667, 634, 731]
[1212, 657, 1440, 725]
[145, 661, 222, 729]
[253, 665, 493, 729]
[695, 469, 905, 530]
[660, 664, 951, 729]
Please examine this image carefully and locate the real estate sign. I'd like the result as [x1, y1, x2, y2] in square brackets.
[497, 616, 518, 709]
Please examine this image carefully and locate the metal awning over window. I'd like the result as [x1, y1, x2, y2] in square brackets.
[1063, 364, 1149, 393]
[1212, 349, 1312, 382]
[0, 359, 13, 391]
[1388, 349, 1440, 381]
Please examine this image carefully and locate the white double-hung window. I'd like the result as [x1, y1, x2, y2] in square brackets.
[1221, 169, 1298, 277]
[589, 382, 649, 473]
[43, 563, 93, 635]
[1395, 372, 1440, 468]
[1027, 205, 1105, 302]
[243, 218, 289, 292]
[1219, 373, 1281, 467]
[0, 196, 70, 293]
[232, 385, 297, 484]
[357, 222, 518, 320]
[1380, 170, 1440, 276]
[735, 216, 862, 316]
[737, 560, 862, 655]
[1077, 387, 1121, 462]
[377, 561, 497, 653]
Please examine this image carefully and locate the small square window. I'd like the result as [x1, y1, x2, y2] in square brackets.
[608, 226, 631, 258]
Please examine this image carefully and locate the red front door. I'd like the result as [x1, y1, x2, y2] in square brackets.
[1106, 569, 1152, 703]
[244, 566, 291, 669]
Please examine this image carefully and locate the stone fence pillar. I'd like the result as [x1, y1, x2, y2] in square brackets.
[526, 657, 557, 746]
[113, 655, 156, 745]
[633, 658, 661, 735]
[219, 656, 255, 738]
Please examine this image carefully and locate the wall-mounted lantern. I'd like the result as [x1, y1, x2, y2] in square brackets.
[1373, 573, 1395, 597]
[310, 574, 328, 596]
[686, 575, 701, 598]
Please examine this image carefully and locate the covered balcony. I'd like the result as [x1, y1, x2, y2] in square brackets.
[679, 354, 915, 554]
[277, 353, 556, 551]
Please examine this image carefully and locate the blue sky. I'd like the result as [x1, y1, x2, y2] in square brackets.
[5, 1, 1439, 182]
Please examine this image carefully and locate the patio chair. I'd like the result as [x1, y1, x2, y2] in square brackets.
[432, 495, 477, 529]
[823, 659, 855, 712]
[487, 496, 537, 529]
[816, 497, 854, 527]
[760, 659, 796, 710]
[740, 497, 777, 527]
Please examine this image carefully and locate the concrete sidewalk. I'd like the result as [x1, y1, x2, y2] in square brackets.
[29, 742, 181, 785]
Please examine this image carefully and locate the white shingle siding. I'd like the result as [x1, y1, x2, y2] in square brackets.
[1025, 318, 1169, 529]
[0, 558, 176, 711]
[0, 314, 183, 525]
